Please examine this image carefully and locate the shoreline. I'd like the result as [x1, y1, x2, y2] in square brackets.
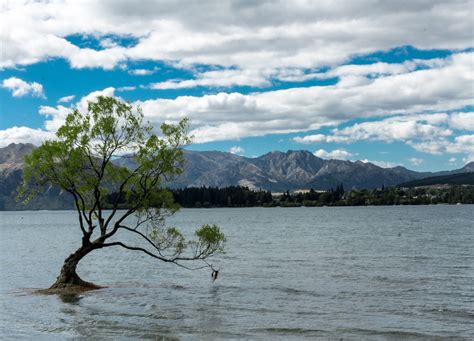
[0, 202, 472, 212]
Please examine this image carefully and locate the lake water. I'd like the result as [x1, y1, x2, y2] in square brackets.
[0, 206, 473, 340]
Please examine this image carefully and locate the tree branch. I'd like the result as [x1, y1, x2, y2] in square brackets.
[101, 242, 170, 262]
[67, 189, 88, 236]
[103, 165, 142, 228]
[118, 224, 165, 255]
[100, 242, 214, 271]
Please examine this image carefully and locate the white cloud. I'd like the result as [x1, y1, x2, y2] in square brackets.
[1, 0, 472, 80]
[293, 134, 349, 144]
[292, 109, 474, 161]
[360, 159, 400, 168]
[39, 87, 117, 132]
[329, 61, 415, 78]
[462, 155, 474, 164]
[408, 157, 424, 166]
[128, 68, 158, 76]
[229, 146, 244, 155]
[294, 113, 453, 146]
[77, 87, 116, 112]
[150, 69, 270, 89]
[409, 134, 474, 155]
[117, 86, 136, 92]
[39, 104, 71, 132]
[449, 112, 474, 131]
[448, 157, 457, 165]
[16, 48, 461, 146]
[1, 77, 45, 98]
[293, 134, 326, 144]
[1, 1, 473, 166]
[20, 49, 473, 160]
[68, 46, 127, 70]
[99, 38, 117, 49]
[136, 52, 473, 143]
[314, 148, 352, 160]
[0, 87, 127, 149]
[447, 135, 474, 154]
[284, 59, 426, 83]
[0, 126, 54, 147]
[58, 95, 75, 103]
[332, 119, 452, 143]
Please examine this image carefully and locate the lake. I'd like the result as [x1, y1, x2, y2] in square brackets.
[0, 206, 473, 339]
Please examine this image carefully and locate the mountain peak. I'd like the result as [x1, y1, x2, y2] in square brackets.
[0, 143, 36, 164]
[462, 161, 474, 172]
[1, 146, 472, 191]
[4, 142, 36, 149]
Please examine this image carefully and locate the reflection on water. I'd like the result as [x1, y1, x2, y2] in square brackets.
[1, 206, 473, 339]
[58, 293, 83, 304]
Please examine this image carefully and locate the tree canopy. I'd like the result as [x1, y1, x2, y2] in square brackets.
[20, 96, 225, 291]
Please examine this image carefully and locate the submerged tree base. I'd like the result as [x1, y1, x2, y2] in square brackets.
[35, 282, 103, 295]
[35, 272, 104, 295]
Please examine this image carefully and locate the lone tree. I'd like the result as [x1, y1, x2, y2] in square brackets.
[19, 96, 225, 292]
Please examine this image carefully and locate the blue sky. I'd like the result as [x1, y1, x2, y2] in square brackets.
[0, 1, 473, 171]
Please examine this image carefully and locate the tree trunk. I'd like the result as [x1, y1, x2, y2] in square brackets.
[49, 243, 101, 291]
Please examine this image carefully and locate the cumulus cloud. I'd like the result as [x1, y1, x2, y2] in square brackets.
[0, 126, 54, 147]
[332, 118, 453, 143]
[77, 87, 116, 111]
[116, 86, 136, 92]
[135, 52, 473, 143]
[39, 104, 74, 132]
[293, 134, 349, 144]
[229, 146, 244, 155]
[447, 135, 474, 154]
[293, 109, 474, 161]
[463, 155, 474, 164]
[17, 48, 473, 161]
[449, 112, 474, 131]
[284, 59, 441, 84]
[0, 87, 126, 149]
[296, 113, 454, 146]
[0, 86, 130, 149]
[31, 50, 472, 148]
[150, 69, 270, 89]
[1, 77, 45, 98]
[409, 134, 474, 156]
[314, 149, 353, 160]
[68, 46, 127, 70]
[128, 68, 158, 76]
[40, 87, 117, 132]
[448, 157, 457, 165]
[58, 95, 75, 103]
[1, 0, 472, 82]
[408, 157, 424, 166]
[360, 159, 400, 168]
[1, 2, 473, 167]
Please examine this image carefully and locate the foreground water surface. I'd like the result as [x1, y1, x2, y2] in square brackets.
[0, 206, 473, 340]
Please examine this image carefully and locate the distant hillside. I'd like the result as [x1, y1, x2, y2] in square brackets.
[398, 172, 474, 187]
[1, 143, 474, 210]
[116, 149, 433, 191]
[0, 143, 73, 210]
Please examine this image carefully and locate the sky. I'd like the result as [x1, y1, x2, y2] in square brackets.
[0, 0, 473, 171]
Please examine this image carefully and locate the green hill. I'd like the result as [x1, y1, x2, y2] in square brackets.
[398, 172, 474, 187]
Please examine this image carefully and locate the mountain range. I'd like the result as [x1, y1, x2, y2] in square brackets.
[1, 143, 473, 210]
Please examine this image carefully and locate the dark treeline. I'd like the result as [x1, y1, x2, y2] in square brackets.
[276, 185, 474, 207]
[171, 186, 273, 208]
[170, 184, 474, 207]
[106, 184, 474, 209]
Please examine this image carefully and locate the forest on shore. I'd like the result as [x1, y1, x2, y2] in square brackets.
[168, 184, 474, 208]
